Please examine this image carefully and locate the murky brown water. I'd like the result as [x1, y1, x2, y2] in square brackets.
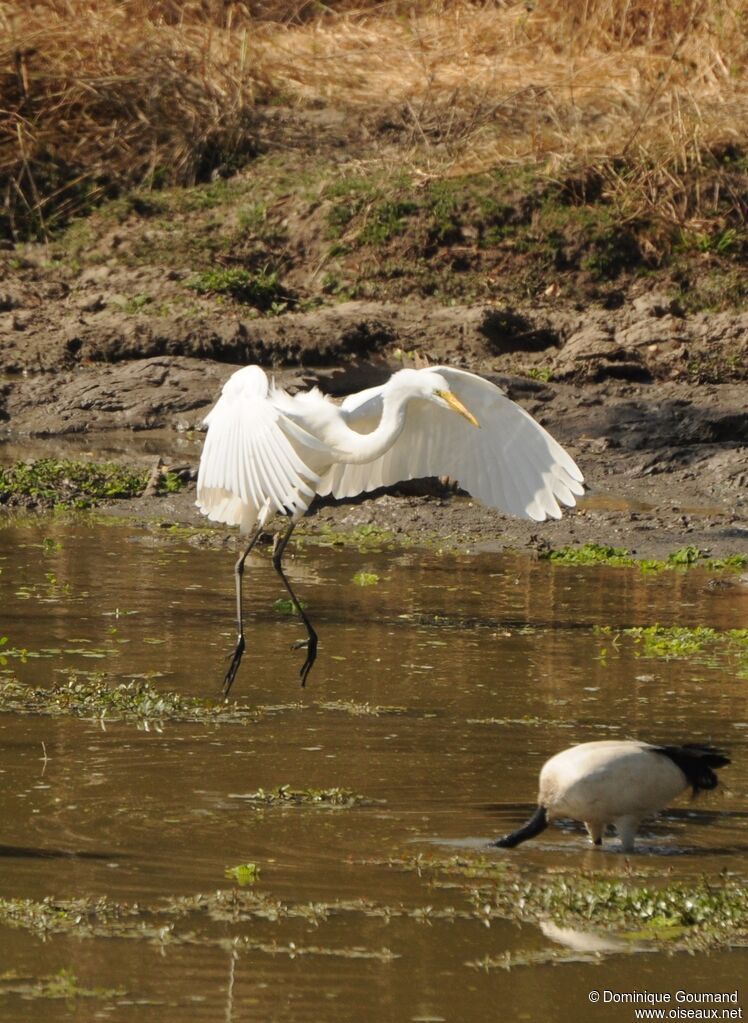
[0, 516, 746, 1021]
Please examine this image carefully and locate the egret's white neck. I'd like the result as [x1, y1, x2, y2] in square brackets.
[332, 387, 412, 465]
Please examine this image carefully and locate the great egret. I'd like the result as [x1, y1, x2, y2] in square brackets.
[196, 363, 584, 693]
[492, 740, 730, 853]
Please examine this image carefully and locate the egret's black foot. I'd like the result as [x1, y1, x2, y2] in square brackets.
[291, 633, 318, 687]
[222, 633, 246, 697]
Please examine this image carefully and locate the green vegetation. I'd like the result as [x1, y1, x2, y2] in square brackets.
[662, 547, 748, 571]
[0, 968, 124, 1003]
[626, 625, 748, 661]
[352, 571, 380, 586]
[3, 0, 748, 340]
[17, 133, 748, 331]
[232, 785, 380, 808]
[544, 543, 748, 572]
[0, 459, 150, 509]
[0, 891, 399, 960]
[0, 855, 746, 967]
[225, 863, 261, 886]
[524, 366, 554, 383]
[543, 542, 636, 567]
[480, 875, 748, 939]
[273, 597, 306, 614]
[593, 624, 748, 675]
[0, 675, 262, 725]
[118, 293, 153, 314]
[379, 852, 748, 955]
[307, 523, 404, 552]
[186, 266, 286, 311]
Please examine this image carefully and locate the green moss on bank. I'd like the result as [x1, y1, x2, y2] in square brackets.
[0, 460, 144, 509]
[0, 459, 185, 509]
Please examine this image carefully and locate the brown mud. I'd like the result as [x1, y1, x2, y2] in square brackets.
[1, 322, 745, 561]
[0, 143, 746, 562]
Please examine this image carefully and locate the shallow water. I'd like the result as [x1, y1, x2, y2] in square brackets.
[0, 517, 746, 1021]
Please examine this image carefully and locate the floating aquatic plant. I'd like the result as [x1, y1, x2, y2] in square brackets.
[229, 785, 380, 808]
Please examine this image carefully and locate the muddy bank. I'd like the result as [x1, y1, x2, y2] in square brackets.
[0, 350, 745, 563]
[2, 283, 748, 384]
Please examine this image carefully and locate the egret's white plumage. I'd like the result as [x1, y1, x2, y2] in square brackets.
[197, 364, 584, 533]
[196, 363, 584, 691]
[493, 740, 730, 853]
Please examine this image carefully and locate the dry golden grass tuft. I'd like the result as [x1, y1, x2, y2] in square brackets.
[0, 0, 264, 235]
[2, 0, 748, 237]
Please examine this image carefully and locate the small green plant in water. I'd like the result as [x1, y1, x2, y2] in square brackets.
[352, 571, 380, 586]
[273, 597, 305, 614]
[225, 863, 261, 886]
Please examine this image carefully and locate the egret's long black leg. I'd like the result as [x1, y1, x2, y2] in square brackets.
[222, 525, 264, 698]
[272, 519, 317, 686]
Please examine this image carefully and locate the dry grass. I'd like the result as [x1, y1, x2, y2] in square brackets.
[0, 0, 264, 235]
[2, 0, 748, 237]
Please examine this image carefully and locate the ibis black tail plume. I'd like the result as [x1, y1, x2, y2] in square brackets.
[492, 805, 548, 849]
[655, 744, 730, 795]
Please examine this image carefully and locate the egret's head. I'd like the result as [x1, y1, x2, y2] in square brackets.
[427, 372, 480, 427]
[387, 368, 479, 426]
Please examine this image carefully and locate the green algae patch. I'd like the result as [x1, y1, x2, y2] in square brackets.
[543, 542, 748, 572]
[478, 875, 748, 942]
[229, 785, 381, 808]
[0, 459, 150, 509]
[594, 624, 748, 672]
[542, 543, 636, 567]
[375, 852, 748, 956]
[0, 675, 262, 725]
[660, 546, 748, 571]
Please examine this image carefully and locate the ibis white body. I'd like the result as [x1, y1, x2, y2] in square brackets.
[541, 741, 690, 850]
[494, 740, 729, 853]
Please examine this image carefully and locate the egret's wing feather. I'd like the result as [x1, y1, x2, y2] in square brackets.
[319, 366, 583, 522]
[196, 366, 322, 532]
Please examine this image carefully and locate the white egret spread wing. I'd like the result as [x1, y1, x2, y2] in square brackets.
[196, 366, 324, 532]
[319, 366, 584, 521]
